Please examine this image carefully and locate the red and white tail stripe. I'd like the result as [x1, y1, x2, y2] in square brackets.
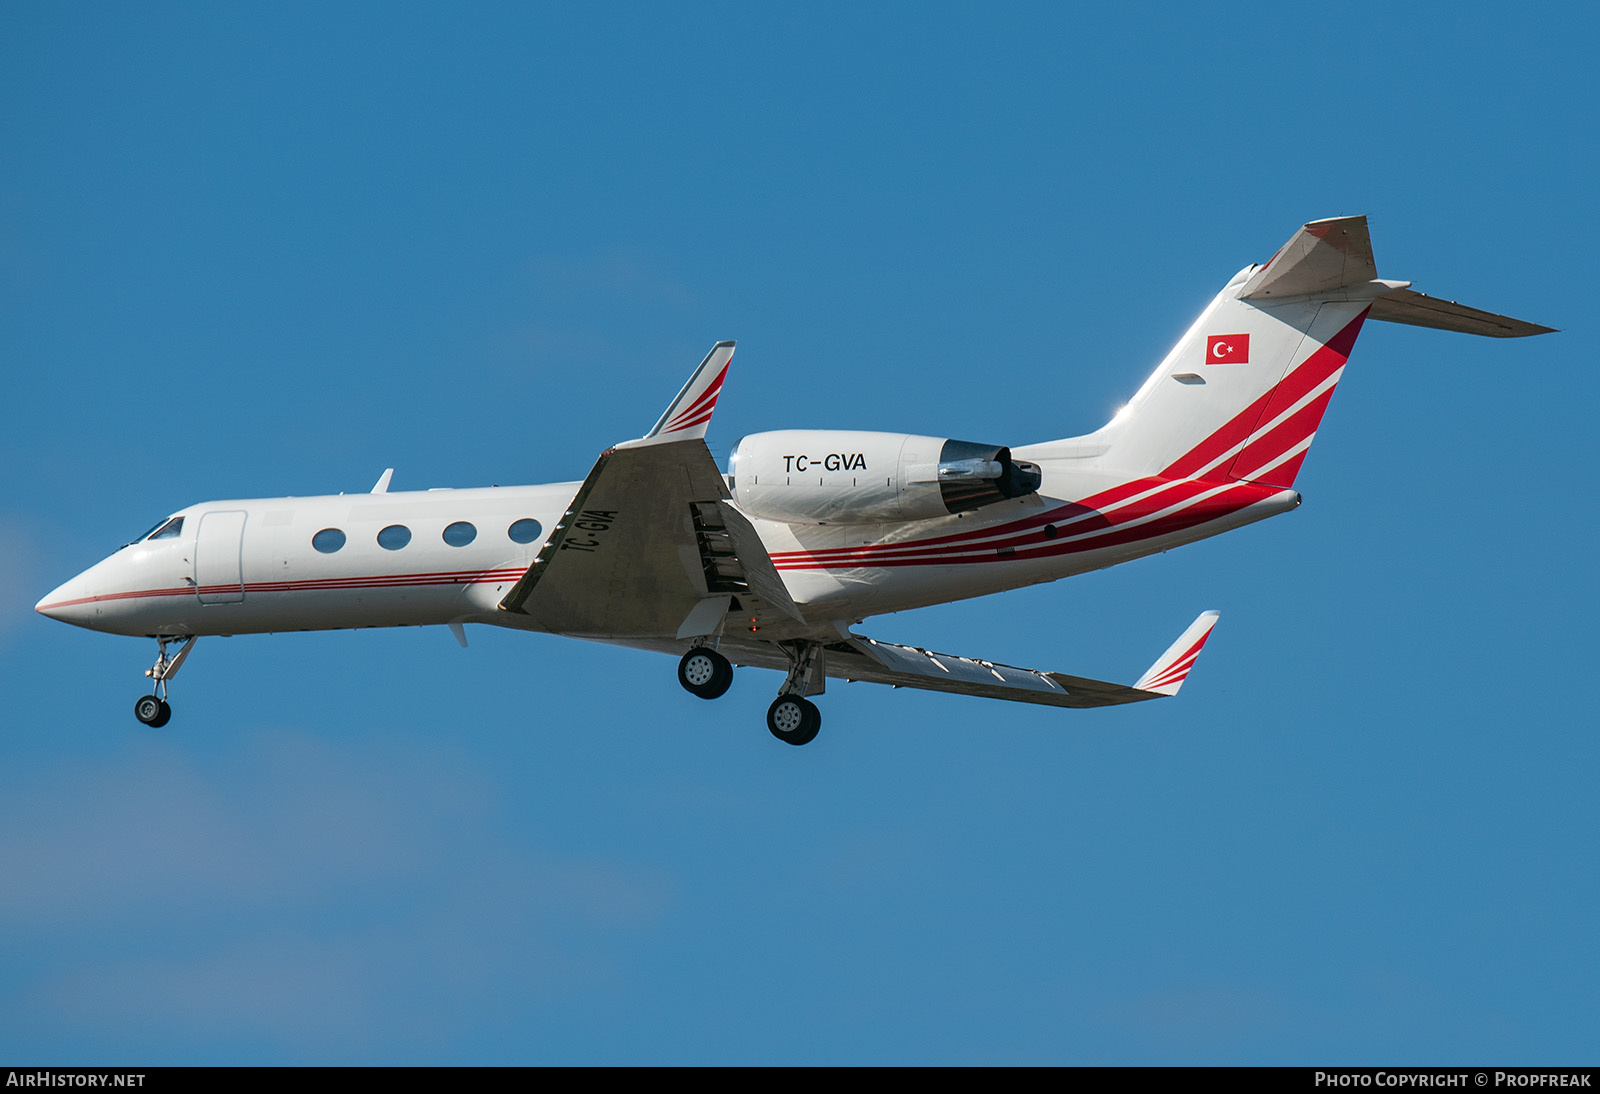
[635, 341, 735, 445]
[765, 308, 1365, 574]
[1161, 309, 1367, 489]
[1133, 610, 1220, 695]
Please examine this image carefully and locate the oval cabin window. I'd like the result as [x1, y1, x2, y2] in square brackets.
[312, 528, 347, 554]
[377, 525, 412, 550]
[507, 518, 542, 544]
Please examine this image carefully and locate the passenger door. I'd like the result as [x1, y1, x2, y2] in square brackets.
[195, 510, 247, 604]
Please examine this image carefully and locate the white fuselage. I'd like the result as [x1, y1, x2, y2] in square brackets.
[36, 457, 1299, 643]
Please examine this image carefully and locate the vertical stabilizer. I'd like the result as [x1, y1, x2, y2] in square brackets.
[1084, 217, 1384, 488]
[1060, 216, 1550, 490]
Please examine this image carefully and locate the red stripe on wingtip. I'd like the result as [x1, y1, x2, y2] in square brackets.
[663, 363, 729, 432]
[1142, 629, 1214, 690]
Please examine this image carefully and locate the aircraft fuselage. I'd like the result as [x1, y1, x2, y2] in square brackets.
[37, 467, 1298, 641]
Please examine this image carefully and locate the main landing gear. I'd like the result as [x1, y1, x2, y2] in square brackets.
[135, 635, 197, 727]
[675, 640, 826, 746]
[767, 640, 824, 747]
[678, 646, 734, 700]
[766, 694, 820, 747]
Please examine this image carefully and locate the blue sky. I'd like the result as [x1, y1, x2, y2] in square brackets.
[3, 2, 1595, 1064]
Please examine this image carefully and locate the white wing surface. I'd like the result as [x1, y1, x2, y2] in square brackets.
[497, 343, 803, 638]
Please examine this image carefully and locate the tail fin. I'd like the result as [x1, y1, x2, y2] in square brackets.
[1069, 216, 1550, 489]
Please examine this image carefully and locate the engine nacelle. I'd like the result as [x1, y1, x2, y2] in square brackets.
[728, 430, 1042, 525]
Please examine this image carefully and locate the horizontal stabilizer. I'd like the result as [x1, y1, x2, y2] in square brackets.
[1368, 288, 1555, 338]
[1240, 216, 1377, 300]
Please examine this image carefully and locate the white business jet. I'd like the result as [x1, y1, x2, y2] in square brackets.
[36, 217, 1551, 745]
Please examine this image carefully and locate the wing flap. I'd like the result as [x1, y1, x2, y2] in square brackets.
[710, 501, 804, 623]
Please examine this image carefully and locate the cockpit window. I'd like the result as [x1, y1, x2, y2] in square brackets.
[122, 516, 183, 549]
[125, 521, 163, 548]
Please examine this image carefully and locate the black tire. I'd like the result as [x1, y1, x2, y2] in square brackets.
[134, 694, 166, 726]
[678, 648, 733, 700]
[766, 695, 820, 746]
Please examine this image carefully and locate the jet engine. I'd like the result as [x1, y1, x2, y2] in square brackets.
[728, 430, 1042, 525]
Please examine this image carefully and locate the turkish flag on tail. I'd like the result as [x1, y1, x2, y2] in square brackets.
[1205, 334, 1250, 364]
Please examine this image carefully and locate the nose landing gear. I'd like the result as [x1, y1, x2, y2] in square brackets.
[136, 635, 197, 727]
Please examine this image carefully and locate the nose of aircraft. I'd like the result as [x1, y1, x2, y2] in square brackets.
[36, 569, 106, 628]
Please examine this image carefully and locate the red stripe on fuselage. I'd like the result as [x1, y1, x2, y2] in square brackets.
[36, 567, 527, 611]
[771, 482, 1280, 570]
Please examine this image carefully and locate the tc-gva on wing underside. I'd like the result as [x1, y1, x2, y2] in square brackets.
[36, 216, 1552, 745]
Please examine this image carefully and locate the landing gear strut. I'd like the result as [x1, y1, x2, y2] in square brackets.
[136, 635, 197, 727]
[768, 640, 825, 746]
[678, 646, 734, 700]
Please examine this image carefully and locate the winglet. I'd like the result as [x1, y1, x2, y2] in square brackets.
[627, 341, 735, 447]
[1133, 611, 1221, 696]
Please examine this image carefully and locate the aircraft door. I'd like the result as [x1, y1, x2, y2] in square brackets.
[195, 510, 247, 604]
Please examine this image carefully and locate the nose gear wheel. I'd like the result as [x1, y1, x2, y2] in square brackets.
[134, 694, 171, 727]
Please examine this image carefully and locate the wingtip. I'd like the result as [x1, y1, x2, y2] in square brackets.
[1133, 611, 1222, 696]
[633, 341, 736, 446]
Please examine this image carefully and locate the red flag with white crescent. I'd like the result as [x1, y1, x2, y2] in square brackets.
[1205, 334, 1249, 364]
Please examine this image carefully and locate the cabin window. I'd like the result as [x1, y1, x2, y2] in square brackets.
[147, 516, 184, 540]
[377, 524, 412, 551]
[312, 528, 347, 554]
[442, 521, 477, 547]
[507, 518, 542, 544]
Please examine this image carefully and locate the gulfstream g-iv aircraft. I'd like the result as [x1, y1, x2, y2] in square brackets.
[37, 217, 1552, 745]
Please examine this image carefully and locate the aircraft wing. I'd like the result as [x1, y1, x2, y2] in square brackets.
[810, 611, 1221, 709]
[498, 343, 804, 638]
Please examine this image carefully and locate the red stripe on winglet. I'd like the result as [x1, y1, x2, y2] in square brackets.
[663, 363, 729, 433]
[1142, 629, 1214, 691]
